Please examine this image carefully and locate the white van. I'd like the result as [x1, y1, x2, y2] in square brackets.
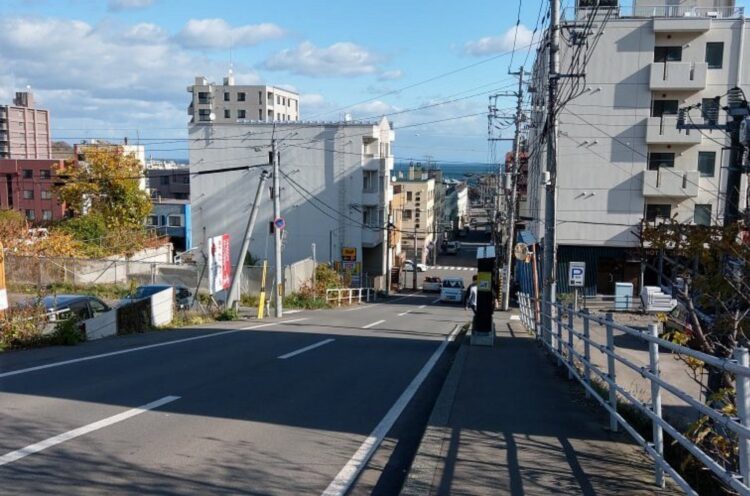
[440, 277, 465, 303]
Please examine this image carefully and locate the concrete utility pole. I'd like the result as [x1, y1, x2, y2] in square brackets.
[413, 225, 418, 291]
[386, 213, 393, 297]
[227, 169, 270, 309]
[542, 0, 560, 336]
[272, 139, 283, 317]
[502, 66, 525, 312]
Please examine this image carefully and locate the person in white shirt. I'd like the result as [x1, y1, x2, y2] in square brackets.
[464, 275, 478, 314]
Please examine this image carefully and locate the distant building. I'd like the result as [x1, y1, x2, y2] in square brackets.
[146, 161, 190, 201]
[393, 165, 436, 264]
[189, 118, 395, 290]
[389, 183, 406, 268]
[147, 199, 192, 252]
[187, 72, 300, 124]
[0, 158, 66, 222]
[74, 140, 147, 191]
[444, 182, 469, 230]
[0, 90, 51, 159]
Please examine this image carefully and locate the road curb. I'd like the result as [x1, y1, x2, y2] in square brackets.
[400, 332, 469, 496]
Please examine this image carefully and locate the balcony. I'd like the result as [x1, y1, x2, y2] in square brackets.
[645, 116, 702, 145]
[362, 188, 380, 206]
[650, 62, 706, 91]
[642, 169, 699, 198]
[363, 156, 383, 171]
[653, 18, 711, 32]
[564, 5, 743, 21]
[362, 227, 382, 248]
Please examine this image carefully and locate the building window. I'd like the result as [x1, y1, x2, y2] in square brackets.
[647, 152, 675, 170]
[403, 209, 412, 220]
[238, 109, 246, 119]
[25, 209, 35, 220]
[224, 109, 231, 119]
[41, 190, 52, 200]
[237, 92, 246, 102]
[198, 109, 211, 121]
[705, 42, 724, 69]
[268, 110, 274, 120]
[22, 169, 33, 179]
[645, 204, 671, 222]
[160, 175, 170, 185]
[258, 91, 262, 104]
[223, 92, 230, 102]
[277, 95, 281, 104]
[168, 215, 183, 227]
[654, 46, 682, 62]
[40, 170, 50, 179]
[698, 151, 716, 177]
[146, 215, 159, 226]
[42, 210, 52, 221]
[268, 91, 273, 102]
[406, 191, 412, 201]
[23, 190, 34, 199]
[259, 109, 263, 121]
[651, 100, 678, 118]
[198, 92, 209, 104]
[694, 204, 712, 226]
[701, 98, 720, 125]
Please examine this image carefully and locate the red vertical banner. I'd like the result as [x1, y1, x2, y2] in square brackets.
[222, 234, 231, 290]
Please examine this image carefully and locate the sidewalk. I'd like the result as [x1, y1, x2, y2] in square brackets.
[401, 313, 678, 495]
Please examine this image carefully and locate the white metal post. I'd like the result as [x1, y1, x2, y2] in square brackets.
[648, 323, 665, 488]
[567, 303, 574, 379]
[605, 312, 618, 432]
[556, 301, 563, 365]
[735, 347, 750, 485]
[582, 308, 591, 398]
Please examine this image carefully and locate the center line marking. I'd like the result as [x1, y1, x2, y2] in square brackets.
[362, 319, 385, 329]
[0, 395, 180, 467]
[418, 305, 426, 309]
[431, 297, 441, 304]
[278, 338, 335, 359]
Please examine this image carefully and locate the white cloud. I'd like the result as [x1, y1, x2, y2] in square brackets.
[378, 69, 403, 81]
[464, 24, 534, 56]
[263, 41, 381, 78]
[108, 0, 155, 11]
[121, 23, 169, 44]
[176, 18, 285, 49]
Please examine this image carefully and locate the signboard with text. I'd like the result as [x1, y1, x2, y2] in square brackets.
[208, 234, 231, 295]
[568, 261, 586, 288]
[341, 247, 357, 262]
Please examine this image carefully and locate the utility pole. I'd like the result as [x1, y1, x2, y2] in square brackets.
[272, 139, 283, 317]
[386, 213, 393, 297]
[542, 0, 561, 336]
[227, 170, 270, 309]
[413, 225, 418, 291]
[502, 66, 525, 312]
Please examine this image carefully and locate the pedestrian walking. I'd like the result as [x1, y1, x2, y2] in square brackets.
[464, 274, 478, 314]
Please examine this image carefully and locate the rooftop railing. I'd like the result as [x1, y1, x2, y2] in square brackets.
[563, 4, 744, 21]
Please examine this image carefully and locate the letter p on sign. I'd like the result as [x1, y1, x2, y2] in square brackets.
[568, 262, 585, 288]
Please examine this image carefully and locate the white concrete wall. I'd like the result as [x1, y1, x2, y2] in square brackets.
[189, 119, 394, 279]
[150, 287, 174, 327]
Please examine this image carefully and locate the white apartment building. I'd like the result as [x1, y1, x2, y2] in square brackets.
[525, 0, 749, 294]
[393, 167, 436, 264]
[187, 72, 299, 124]
[189, 118, 395, 289]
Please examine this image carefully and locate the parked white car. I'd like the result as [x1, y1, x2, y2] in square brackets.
[404, 260, 428, 272]
[440, 277, 465, 303]
[422, 276, 442, 292]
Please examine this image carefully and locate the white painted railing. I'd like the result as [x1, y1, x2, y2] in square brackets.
[518, 292, 750, 496]
[326, 287, 376, 306]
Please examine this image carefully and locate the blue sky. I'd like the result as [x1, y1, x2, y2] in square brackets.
[1, 0, 745, 164]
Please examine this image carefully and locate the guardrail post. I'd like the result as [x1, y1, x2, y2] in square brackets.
[582, 309, 591, 398]
[348, 290, 353, 305]
[358, 289, 362, 303]
[734, 347, 750, 486]
[534, 297, 542, 342]
[648, 323, 664, 488]
[605, 312, 618, 432]
[556, 302, 563, 365]
[567, 303, 574, 379]
[338, 290, 342, 307]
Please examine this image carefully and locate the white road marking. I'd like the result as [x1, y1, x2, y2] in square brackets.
[397, 310, 411, 317]
[322, 325, 462, 496]
[0, 395, 180, 467]
[278, 338, 335, 359]
[276, 317, 308, 324]
[431, 297, 442, 304]
[284, 309, 303, 314]
[510, 315, 521, 321]
[418, 305, 426, 309]
[0, 319, 308, 380]
[342, 294, 415, 312]
[361, 319, 385, 329]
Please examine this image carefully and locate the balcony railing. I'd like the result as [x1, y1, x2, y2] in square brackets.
[645, 116, 702, 145]
[564, 4, 744, 21]
[642, 169, 699, 198]
[650, 61, 706, 91]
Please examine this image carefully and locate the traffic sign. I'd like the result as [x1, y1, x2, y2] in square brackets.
[274, 217, 286, 231]
[568, 261, 586, 287]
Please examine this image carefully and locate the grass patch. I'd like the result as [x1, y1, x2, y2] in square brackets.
[9, 281, 131, 300]
[285, 292, 329, 309]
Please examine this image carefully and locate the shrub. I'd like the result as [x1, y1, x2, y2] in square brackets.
[53, 317, 84, 346]
[216, 307, 240, 321]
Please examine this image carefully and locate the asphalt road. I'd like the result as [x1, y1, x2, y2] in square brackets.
[0, 293, 471, 495]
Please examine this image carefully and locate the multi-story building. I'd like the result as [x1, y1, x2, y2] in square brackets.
[393, 165, 436, 264]
[189, 118, 395, 290]
[445, 182, 469, 230]
[147, 199, 192, 252]
[0, 158, 65, 222]
[74, 140, 147, 191]
[0, 90, 51, 160]
[526, 0, 749, 295]
[146, 161, 190, 201]
[187, 72, 299, 124]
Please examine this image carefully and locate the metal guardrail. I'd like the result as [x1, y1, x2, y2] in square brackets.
[518, 292, 750, 496]
[325, 287, 376, 306]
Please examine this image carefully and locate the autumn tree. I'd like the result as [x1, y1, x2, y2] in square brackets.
[55, 147, 151, 230]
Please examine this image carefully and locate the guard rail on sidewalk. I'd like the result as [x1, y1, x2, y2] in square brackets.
[325, 287, 376, 306]
[518, 292, 750, 496]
